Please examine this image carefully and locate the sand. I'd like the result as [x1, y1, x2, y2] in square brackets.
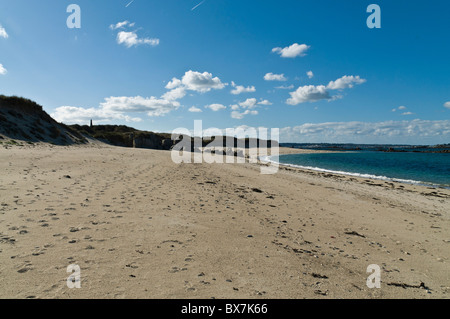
[0, 143, 449, 299]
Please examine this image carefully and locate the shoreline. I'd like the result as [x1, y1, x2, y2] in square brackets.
[264, 148, 450, 191]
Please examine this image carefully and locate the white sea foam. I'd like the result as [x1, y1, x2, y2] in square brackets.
[259, 155, 445, 188]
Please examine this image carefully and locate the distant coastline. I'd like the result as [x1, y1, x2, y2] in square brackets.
[281, 143, 450, 154]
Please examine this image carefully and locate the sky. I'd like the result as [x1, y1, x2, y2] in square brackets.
[0, 0, 449, 144]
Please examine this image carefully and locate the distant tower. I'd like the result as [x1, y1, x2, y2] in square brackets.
[90, 119, 93, 128]
[130, 133, 136, 148]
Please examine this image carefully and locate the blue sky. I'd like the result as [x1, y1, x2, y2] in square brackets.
[0, 0, 449, 144]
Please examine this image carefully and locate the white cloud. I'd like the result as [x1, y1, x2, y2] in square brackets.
[286, 85, 331, 105]
[258, 99, 272, 106]
[275, 84, 294, 90]
[272, 43, 310, 58]
[327, 75, 366, 90]
[287, 75, 366, 105]
[165, 77, 182, 90]
[237, 98, 271, 109]
[51, 106, 142, 125]
[181, 70, 226, 93]
[280, 120, 450, 144]
[0, 63, 7, 75]
[53, 95, 181, 125]
[166, 70, 227, 93]
[402, 112, 414, 116]
[161, 71, 226, 103]
[110, 21, 134, 30]
[161, 87, 186, 101]
[111, 21, 158, 48]
[239, 98, 258, 109]
[188, 106, 202, 113]
[230, 81, 256, 95]
[307, 71, 314, 79]
[393, 106, 408, 112]
[205, 103, 227, 111]
[229, 98, 269, 118]
[117, 31, 159, 48]
[231, 110, 258, 120]
[231, 111, 244, 119]
[264, 73, 287, 81]
[443, 102, 450, 109]
[0, 25, 8, 39]
[100, 96, 180, 116]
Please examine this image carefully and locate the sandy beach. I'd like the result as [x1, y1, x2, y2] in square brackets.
[0, 143, 449, 299]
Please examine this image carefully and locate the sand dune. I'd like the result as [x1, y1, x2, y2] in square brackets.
[0, 144, 449, 299]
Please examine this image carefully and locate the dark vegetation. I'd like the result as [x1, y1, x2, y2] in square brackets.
[0, 95, 87, 145]
[68, 124, 175, 149]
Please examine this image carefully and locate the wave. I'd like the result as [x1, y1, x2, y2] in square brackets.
[259, 155, 448, 189]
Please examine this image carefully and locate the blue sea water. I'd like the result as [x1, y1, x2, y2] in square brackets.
[274, 151, 450, 188]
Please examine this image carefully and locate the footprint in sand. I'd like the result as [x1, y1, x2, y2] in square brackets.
[17, 262, 33, 273]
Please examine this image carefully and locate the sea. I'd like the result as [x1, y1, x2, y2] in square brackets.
[270, 143, 450, 188]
